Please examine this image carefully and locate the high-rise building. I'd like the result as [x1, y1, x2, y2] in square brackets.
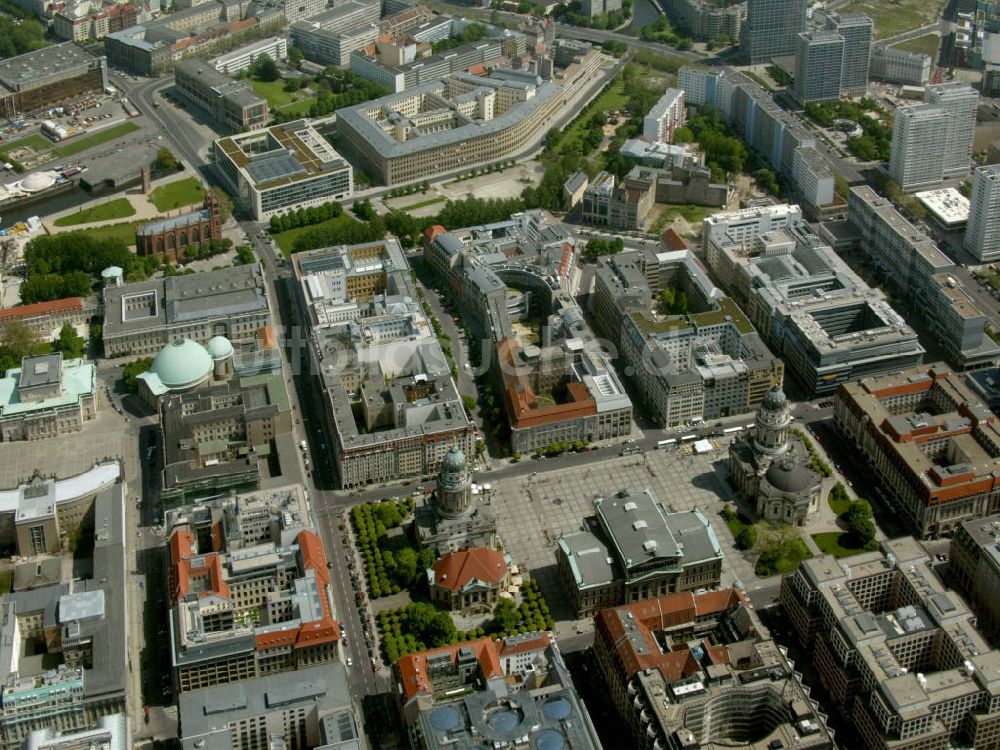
[889, 105, 952, 190]
[965, 164, 1000, 262]
[889, 82, 978, 191]
[740, 0, 807, 64]
[925, 81, 979, 179]
[793, 30, 844, 102]
[824, 12, 872, 95]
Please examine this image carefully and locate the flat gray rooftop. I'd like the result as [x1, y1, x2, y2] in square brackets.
[0, 42, 100, 91]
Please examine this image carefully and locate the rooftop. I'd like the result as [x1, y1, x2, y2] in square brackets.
[0, 42, 101, 92]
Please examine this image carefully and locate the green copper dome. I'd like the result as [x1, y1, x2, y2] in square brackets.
[149, 338, 212, 390]
[206, 335, 234, 361]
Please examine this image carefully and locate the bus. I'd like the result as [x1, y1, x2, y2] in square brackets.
[679, 434, 698, 442]
[657, 439, 676, 448]
[723, 426, 743, 435]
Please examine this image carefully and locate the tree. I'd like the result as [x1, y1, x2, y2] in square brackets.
[153, 147, 178, 171]
[52, 323, 84, 360]
[672, 126, 694, 144]
[287, 46, 304, 69]
[252, 54, 279, 82]
[210, 188, 234, 223]
[753, 168, 780, 196]
[425, 611, 457, 646]
[122, 357, 154, 392]
[844, 499, 876, 548]
[0, 321, 44, 373]
[735, 526, 757, 550]
[394, 548, 418, 587]
[491, 598, 520, 634]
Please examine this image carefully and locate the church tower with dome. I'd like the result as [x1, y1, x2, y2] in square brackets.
[414, 445, 498, 553]
[728, 384, 822, 526]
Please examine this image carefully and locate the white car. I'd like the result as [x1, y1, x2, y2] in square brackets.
[345, 657, 353, 667]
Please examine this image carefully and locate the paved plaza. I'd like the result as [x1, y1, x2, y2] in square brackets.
[489, 439, 759, 622]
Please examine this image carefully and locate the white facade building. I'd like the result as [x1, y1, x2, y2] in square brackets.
[965, 164, 1000, 262]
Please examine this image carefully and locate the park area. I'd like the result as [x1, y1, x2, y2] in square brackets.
[149, 177, 204, 212]
[811, 483, 878, 558]
[250, 78, 316, 117]
[53, 197, 135, 227]
[841, 0, 946, 39]
[892, 34, 940, 59]
[721, 505, 812, 577]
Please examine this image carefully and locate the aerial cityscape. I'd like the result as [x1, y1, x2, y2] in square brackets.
[2, 0, 1000, 747]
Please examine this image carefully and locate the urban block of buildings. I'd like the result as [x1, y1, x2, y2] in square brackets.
[678, 64, 839, 219]
[290, 0, 381, 67]
[336, 45, 602, 186]
[423, 211, 632, 453]
[135, 190, 222, 262]
[729, 385, 822, 525]
[704, 203, 926, 395]
[834, 364, 1000, 539]
[0, 43, 108, 119]
[740, 0, 807, 64]
[0, 298, 95, 343]
[53, 1, 140, 43]
[0, 478, 127, 749]
[211, 35, 288, 75]
[351, 36, 504, 94]
[594, 587, 834, 749]
[869, 43, 932, 86]
[889, 82, 979, 191]
[643, 87, 686, 143]
[0, 353, 97, 442]
[101, 263, 270, 357]
[292, 239, 475, 489]
[394, 632, 602, 750]
[173, 59, 269, 132]
[23, 714, 130, 750]
[780, 538, 1000, 750]
[213, 120, 353, 221]
[167, 491, 340, 693]
[662, 0, 744, 42]
[593, 244, 783, 427]
[178, 661, 363, 750]
[555, 487, 724, 618]
[848, 186, 1000, 370]
[951, 513, 1000, 648]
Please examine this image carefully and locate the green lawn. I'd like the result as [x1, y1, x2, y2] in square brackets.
[812, 532, 867, 558]
[66, 221, 145, 245]
[271, 214, 358, 255]
[755, 537, 812, 577]
[892, 34, 940, 58]
[149, 177, 204, 211]
[555, 78, 629, 158]
[53, 197, 135, 226]
[0, 133, 52, 155]
[250, 78, 294, 107]
[841, 0, 946, 39]
[53, 122, 141, 157]
[828, 488, 852, 517]
[278, 97, 316, 116]
[0, 569, 10, 595]
[977, 271, 1000, 294]
[399, 196, 446, 211]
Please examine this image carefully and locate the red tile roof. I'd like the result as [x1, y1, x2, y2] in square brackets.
[661, 228, 687, 251]
[497, 631, 551, 658]
[431, 547, 508, 592]
[0, 297, 83, 322]
[168, 528, 229, 604]
[397, 637, 502, 700]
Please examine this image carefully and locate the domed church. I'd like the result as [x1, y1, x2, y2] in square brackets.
[728, 385, 822, 526]
[414, 446, 497, 553]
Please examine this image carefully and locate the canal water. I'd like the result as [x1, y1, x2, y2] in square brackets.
[1, 184, 113, 228]
[629, 0, 662, 33]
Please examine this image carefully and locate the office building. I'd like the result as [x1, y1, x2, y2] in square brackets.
[290, 2, 381, 67]
[178, 663, 364, 750]
[0, 298, 94, 343]
[925, 82, 978, 180]
[0, 43, 108, 119]
[395, 633, 602, 750]
[423, 212, 632, 453]
[889, 105, 953, 191]
[966, 368, 1000, 414]
[951, 514, 1000, 646]
[580, 0, 620, 17]
[168, 521, 340, 693]
[729, 385, 822, 524]
[834, 364, 1000, 539]
[0, 481, 127, 749]
[594, 244, 783, 426]
[556, 488, 723, 618]
[211, 36, 287, 75]
[794, 30, 844, 103]
[23, 714, 129, 750]
[740, 0, 807, 64]
[780, 538, 1000, 750]
[350, 37, 504, 94]
[53, 1, 138, 43]
[965, 164, 1000, 262]
[292, 240, 475, 489]
[102, 264, 270, 357]
[791, 146, 836, 216]
[0, 354, 97, 442]
[849, 186, 1000, 370]
[594, 587, 833, 748]
[213, 121, 352, 221]
[869, 43, 931, 85]
[662, 0, 744, 42]
[337, 51, 602, 186]
[174, 59, 268, 131]
[0, 461, 120, 558]
[643, 87, 686, 143]
[824, 12, 872, 95]
[705, 204, 926, 394]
